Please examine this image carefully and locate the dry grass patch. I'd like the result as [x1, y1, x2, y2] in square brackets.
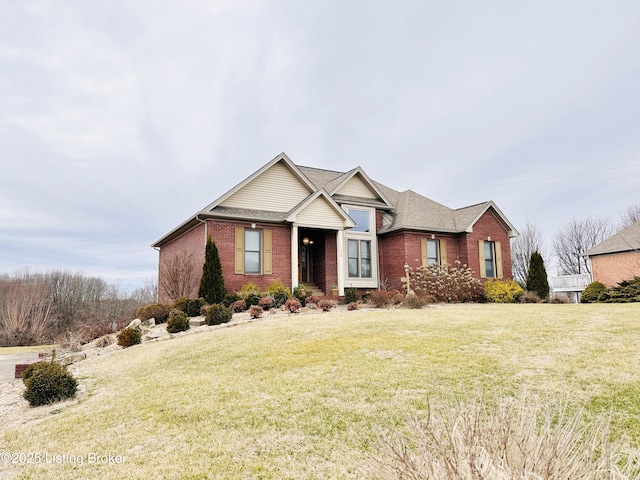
[2, 304, 640, 479]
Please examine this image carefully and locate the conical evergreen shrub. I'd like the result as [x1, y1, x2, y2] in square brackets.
[526, 251, 549, 300]
[198, 236, 226, 304]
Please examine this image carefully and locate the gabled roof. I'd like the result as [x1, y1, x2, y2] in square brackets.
[454, 201, 519, 238]
[153, 152, 519, 247]
[585, 221, 640, 256]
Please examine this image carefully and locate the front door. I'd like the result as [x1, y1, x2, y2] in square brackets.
[300, 243, 313, 283]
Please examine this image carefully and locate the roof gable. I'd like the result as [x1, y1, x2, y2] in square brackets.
[585, 221, 640, 256]
[454, 201, 519, 238]
[206, 153, 315, 213]
[286, 190, 355, 229]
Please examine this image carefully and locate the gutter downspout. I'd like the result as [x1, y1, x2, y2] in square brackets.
[195, 214, 208, 246]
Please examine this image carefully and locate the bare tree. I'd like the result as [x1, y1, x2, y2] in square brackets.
[159, 251, 198, 302]
[620, 203, 640, 229]
[511, 220, 545, 284]
[552, 216, 614, 275]
[0, 272, 55, 345]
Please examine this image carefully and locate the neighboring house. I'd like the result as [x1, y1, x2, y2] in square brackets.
[152, 153, 518, 302]
[584, 221, 640, 288]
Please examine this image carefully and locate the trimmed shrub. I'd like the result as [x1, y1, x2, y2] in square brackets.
[238, 282, 260, 299]
[244, 293, 261, 307]
[166, 310, 190, 333]
[222, 293, 241, 308]
[117, 325, 142, 348]
[258, 297, 273, 310]
[344, 288, 358, 304]
[318, 300, 334, 312]
[23, 362, 77, 407]
[347, 302, 359, 311]
[580, 281, 606, 303]
[171, 297, 206, 317]
[285, 298, 302, 313]
[230, 300, 247, 313]
[306, 296, 321, 306]
[249, 305, 263, 319]
[367, 289, 404, 308]
[204, 303, 232, 325]
[265, 278, 290, 306]
[484, 279, 524, 303]
[136, 303, 171, 324]
[293, 285, 309, 306]
[401, 292, 433, 309]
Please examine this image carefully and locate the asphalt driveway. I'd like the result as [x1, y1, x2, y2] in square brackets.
[0, 352, 41, 383]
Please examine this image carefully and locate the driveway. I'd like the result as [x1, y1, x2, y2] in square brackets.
[0, 352, 41, 383]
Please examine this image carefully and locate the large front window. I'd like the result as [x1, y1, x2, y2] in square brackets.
[348, 239, 372, 278]
[348, 208, 371, 233]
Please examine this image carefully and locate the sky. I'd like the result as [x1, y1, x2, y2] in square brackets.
[1, 0, 639, 290]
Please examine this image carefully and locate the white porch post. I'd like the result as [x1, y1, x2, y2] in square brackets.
[291, 224, 299, 290]
[337, 229, 345, 296]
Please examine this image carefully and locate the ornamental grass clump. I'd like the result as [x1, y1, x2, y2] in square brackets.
[405, 261, 483, 302]
[364, 391, 640, 479]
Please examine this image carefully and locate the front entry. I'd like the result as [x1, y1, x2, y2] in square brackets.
[299, 233, 314, 283]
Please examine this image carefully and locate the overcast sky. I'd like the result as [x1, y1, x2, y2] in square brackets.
[2, 0, 639, 290]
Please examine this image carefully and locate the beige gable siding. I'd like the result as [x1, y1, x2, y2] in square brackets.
[295, 197, 345, 228]
[221, 162, 310, 211]
[337, 175, 378, 199]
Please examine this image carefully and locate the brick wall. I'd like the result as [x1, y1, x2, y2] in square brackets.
[590, 251, 640, 288]
[157, 219, 292, 303]
[461, 209, 513, 282]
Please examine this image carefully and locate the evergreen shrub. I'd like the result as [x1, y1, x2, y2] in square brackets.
[136, 303, 171, 324]
[171, 297, 206, 317]
[23, 362, 77, 407]
[204, 303, 232, 325]
[580, 282, 606, 303]
[484, 280, 524, 303]
[166, 310, 190, 333]
[344, 288, 358, 304]
[117, 326, 142, 348]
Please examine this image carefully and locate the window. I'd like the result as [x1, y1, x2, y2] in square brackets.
[235, 227, 272, 275]
[348, 239, 372, 278]
[421, 238, 447, 266]
[348, 208, 370, 233]
[427, 239, 439, 265]
[244, 229, 261, 274]
[484, 241, 495, 278]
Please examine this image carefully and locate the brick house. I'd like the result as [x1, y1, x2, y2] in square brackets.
[584, 221, 640, 288]
[152, 153, 518, 302]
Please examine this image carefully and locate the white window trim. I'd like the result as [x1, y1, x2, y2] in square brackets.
[343, 205, 378, 288]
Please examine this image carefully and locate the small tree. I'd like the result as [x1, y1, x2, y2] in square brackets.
[198, 236, 226, 304]
[526, 251, 549, 300]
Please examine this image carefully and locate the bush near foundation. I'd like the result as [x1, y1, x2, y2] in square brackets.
[135, 303, 171, 324]
[203, 303, 232, 325]
[484, 280, 524, 303]
[581, 282, 606, 303]
[166, 310, 190, 333]
[171, 297, 206, 317]
[405, 261, 483, 303]
[22, 361, 77, 407]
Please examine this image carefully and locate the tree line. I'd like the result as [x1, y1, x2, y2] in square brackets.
[511, 202, 640, 284]
[0, 270, 156, 347]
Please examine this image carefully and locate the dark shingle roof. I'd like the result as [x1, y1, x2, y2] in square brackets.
[585, 221, 640, 256]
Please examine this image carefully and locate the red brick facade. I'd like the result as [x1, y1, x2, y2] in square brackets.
[590, 251, 640, 288]
[158, 209, 513, 302]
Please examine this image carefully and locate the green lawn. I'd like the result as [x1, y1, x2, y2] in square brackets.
[3, 304, 640, 479]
